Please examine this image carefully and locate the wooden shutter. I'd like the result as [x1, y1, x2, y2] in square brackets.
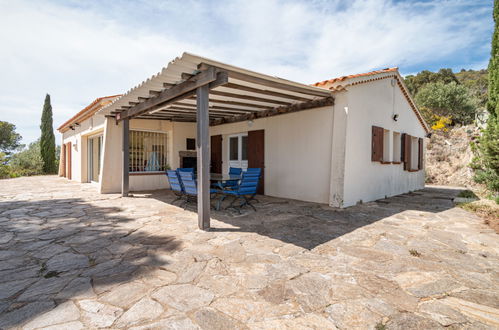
[418, 137, 423, 170]
[210, 135, 222, 174]
[403, 134, 411, 171]
[400, 133, 405, 163]
[248, 129, 265, 195]
[371, 126, 384, 162]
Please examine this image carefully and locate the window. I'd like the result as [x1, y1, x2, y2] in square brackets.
[186, 138, 195, 150]
[229, 136, 238, 161]
[129, 130, 168, 172]
[228, 133, 248, 170]
[401, 133, 423, 171]
[383, 129, 391, 162]
[393, 132, 401, 163]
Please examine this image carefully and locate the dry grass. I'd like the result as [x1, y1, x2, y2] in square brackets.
[409, 249, 422, 257]
[459, 199, 499, 234]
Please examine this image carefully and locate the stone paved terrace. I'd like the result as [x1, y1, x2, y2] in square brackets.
[0, 176, 498, 329]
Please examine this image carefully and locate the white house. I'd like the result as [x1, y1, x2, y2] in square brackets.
[58, 53, 428, 214]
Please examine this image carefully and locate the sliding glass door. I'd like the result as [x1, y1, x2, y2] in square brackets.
[88, 135, 103, 182]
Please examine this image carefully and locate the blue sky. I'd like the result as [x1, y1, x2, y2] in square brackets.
[0, 0, 493, 145]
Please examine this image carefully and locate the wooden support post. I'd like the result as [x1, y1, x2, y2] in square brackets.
[122, 118, 130, 197]
[196, 85, 210, 230]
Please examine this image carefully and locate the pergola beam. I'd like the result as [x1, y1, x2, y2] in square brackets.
[221, 82, 311, 102]
[117, 67, 224, 122]
[198, 62, 331, 97]
[174, 102, 260, 113]
[209, 90, 292, 105]
[211, 96, 335, 126]
[187, 95, 272, 109]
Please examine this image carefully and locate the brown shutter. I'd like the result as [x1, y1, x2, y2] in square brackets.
[418, 137, 423, 170]
[400, 133, 405, 163]
[403, 134, 412, 171]
[210, 135, 222, 174]
[248, 129, 265, 195]
[371, 126, 384, 162]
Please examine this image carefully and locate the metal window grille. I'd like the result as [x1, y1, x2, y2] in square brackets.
[129, 130, 169, 172]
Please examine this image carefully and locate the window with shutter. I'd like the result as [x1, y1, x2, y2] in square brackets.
[371, 126, 384, 162]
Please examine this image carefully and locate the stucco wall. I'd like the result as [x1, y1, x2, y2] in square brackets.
[341, 78, 426, 207]
[210, 106, 334, 203]
[99, 118, 196, 193]
[61, 113, 106, 182]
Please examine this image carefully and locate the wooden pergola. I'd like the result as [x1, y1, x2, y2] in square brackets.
[111, 53, 333, 230]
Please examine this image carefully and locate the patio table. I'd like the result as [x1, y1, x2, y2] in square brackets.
[209, 173, 241, 210]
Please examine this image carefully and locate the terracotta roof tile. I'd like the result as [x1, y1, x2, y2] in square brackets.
[313, 67, 398, 88]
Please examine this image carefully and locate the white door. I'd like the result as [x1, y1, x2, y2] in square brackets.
[228, 133, 248, 170]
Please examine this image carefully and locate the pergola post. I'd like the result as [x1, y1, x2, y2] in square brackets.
[122, 118, 130, 197]
[196, 84, 210, 230]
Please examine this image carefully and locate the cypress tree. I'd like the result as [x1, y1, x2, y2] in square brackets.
[40, 94, 57, 174]
[488, 0, 499, 118]
[471, 1, 499, 196]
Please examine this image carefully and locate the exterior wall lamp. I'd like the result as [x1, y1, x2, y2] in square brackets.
[392, 114, 399, 121]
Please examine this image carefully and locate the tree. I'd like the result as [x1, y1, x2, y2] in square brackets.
[471, 0, 499, 196]
[0, 152, 11, 179]
[405, 68, 459, 96]
[0, 121, 22, 155]
[9, 140, 44, 177]
[40, 94, 57, 174]
[456, 69, 488, 111]
[414, 81, 477, 125]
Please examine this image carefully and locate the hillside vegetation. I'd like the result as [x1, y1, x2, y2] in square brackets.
[425, 125, 478, 187]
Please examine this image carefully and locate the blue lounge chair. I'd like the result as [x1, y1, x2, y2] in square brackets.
[177, 171, 219, 208]
[244, 168, 262, 203]
[219, 172, 260, 213]
[166, 170, 184, 204]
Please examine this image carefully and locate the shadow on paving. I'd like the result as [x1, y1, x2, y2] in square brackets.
[145, 186, 461, 250]
[0, 197, 182, 329]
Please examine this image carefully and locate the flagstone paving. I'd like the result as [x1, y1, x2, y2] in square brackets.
[0, 176, 498, 329]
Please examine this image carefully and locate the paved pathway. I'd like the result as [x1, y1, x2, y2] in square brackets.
[0, 176, 498, 329]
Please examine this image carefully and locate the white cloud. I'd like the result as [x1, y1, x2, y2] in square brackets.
[0, 0, 492, 144]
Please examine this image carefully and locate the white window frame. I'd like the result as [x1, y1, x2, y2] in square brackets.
[228, 133, 248, 170]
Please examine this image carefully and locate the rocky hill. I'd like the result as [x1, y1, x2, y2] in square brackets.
[425, 125, 479, 188]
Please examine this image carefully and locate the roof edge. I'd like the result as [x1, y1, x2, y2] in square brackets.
[58, 94, 121, 133]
